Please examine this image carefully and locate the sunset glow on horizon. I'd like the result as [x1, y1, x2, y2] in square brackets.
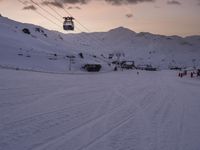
[0, 0, 200, 36]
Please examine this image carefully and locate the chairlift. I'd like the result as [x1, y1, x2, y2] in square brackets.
[63, 17, 75, 31]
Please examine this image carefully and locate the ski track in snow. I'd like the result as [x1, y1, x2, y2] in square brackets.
[0, 69, 200, 150]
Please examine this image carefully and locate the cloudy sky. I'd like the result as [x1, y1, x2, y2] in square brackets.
[0, 0, 200, 36]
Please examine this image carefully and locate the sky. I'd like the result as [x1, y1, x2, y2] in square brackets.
[0, 0, 200, 36]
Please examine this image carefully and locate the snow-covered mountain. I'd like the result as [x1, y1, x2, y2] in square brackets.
[0, 15, 200, 72]
[0, 16, 112, 73]
[77, 27, 200, 69]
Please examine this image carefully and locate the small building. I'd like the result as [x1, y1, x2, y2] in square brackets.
[82, 64, 102, 72]
[137, 64, 157, 71]
[136, 65, 147, 70]
[170, 66, 182, 71]
[111, 61, 119, 65]
[145, 66, 157, 71]
[120, 61, 135, 69]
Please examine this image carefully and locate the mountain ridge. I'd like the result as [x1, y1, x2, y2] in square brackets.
[0, 16, 200, 72]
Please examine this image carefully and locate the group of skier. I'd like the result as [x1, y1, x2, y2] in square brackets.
[178, 70, 200, 78]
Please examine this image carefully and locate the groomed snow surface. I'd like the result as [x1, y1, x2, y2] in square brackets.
[0, 69, 200, 150]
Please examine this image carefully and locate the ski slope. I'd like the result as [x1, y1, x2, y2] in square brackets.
[0, 68, 200, 150]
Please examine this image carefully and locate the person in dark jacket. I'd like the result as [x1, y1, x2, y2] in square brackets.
[191, 72, 194, 78]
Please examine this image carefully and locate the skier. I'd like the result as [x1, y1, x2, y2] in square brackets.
[114, 66, 117, 71]
[184, 70, 187, 76]
[180, 73, 183, 78]
[191, 72, 194, 78]
[197, 70, 200, 77]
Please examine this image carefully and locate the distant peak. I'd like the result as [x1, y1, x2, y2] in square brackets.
[108, 27, 135, 34]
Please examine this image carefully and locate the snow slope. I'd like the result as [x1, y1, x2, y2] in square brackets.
[0, 68, 200, 150]
[0, 16, 111, 73]
[0, 16, 200, 72]
[1, 15, 200, 150]
[78, 27, 200, 69]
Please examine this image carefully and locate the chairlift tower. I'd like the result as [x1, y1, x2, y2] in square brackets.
[115, 52, 122, 69]
[68, 56, 75, 71]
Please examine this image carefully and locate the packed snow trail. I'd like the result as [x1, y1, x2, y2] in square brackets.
[0, 69, 200, 150]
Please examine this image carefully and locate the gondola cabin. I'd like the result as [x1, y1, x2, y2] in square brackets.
[63, 17, 75, 31]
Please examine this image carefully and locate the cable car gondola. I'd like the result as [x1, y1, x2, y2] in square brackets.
[63, 17, 75, 31]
